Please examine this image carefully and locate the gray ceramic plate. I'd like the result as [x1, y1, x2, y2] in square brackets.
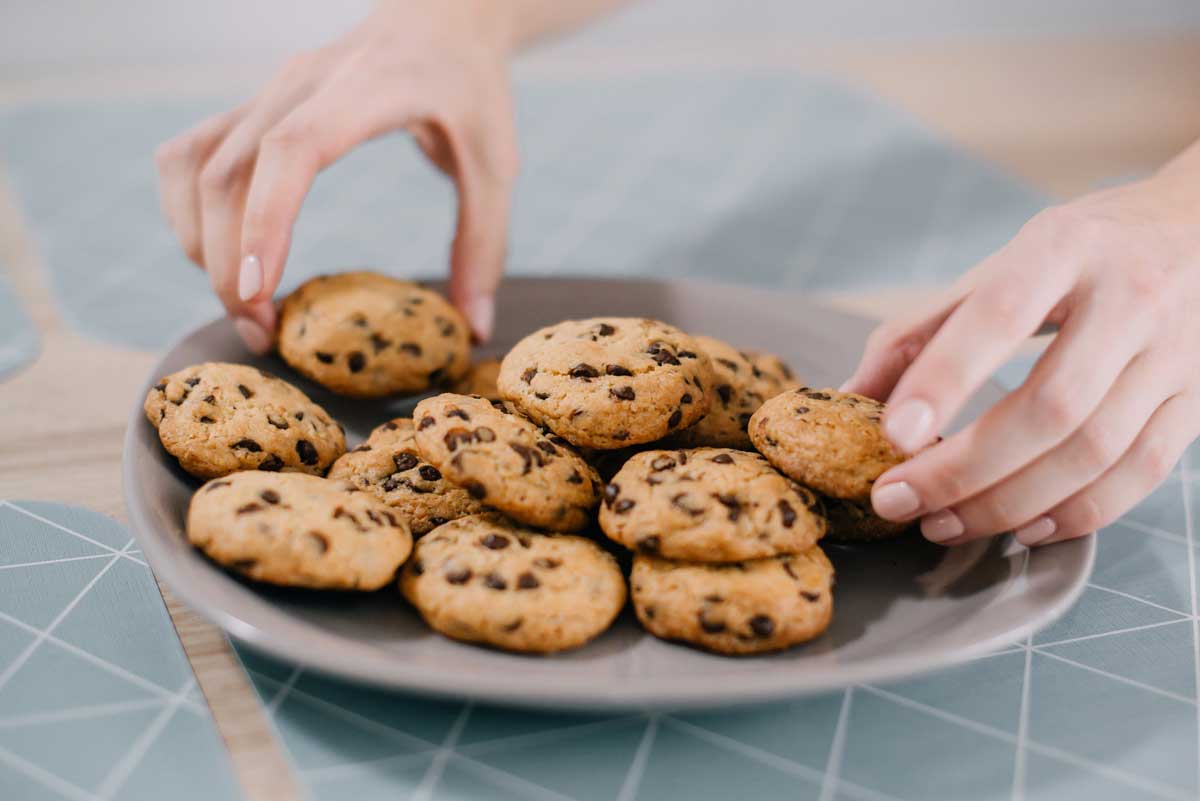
[123, 277, 1094, 710]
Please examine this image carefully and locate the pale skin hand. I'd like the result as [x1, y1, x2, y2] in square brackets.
[844, 139, 1200, 548]
[154, 0, 627, 350]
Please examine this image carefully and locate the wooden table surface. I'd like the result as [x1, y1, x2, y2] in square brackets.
[1, 34, 1197, 801]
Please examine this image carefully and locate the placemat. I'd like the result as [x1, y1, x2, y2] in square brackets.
[0, 71, 1045, 350]
[0, 501, 242, 801]
[0, 269, 37, 380]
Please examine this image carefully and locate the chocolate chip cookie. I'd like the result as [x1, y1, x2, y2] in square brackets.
[496, 317, 714, 449]
[824, 496, 912, 541]
[630, 548, 834, 655]
[672, 336, 800, 449]
[749, 388, 905, 500]
[599, 448, 826, 562]
[412, 394, 603, 532]
[144, 362, 345, 480]
[399, 514, 626, 653]
[328, 418, 486, 536]
[188, 472, 412, 590]
[450, 358, 503, 400]
[278, 271, 470, 398]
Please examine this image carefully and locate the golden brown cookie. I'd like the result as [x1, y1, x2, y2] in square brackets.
[672, 336, 800, 449]
[187, 472, 412, 589]
[412, 394, 602, 532]
[400, 514, 626, 653]
[327, 418, 486, 536]
[497, 317, 714, 449]
[599, 448, 825, 561]
[823, 496, 913, 541]
[630, 548, 834, 655]
[277, 272, 470, 398]
[749, 388, 905, 500]
[144, 362, 345, 480]
[450, 358, 503, 400]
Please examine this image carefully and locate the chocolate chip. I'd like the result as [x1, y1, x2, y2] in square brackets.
[232, 438, 262, 452]
[698, 612, 726, 634]
[801, 591, 822, 602]
[516, 572, 540, 590]
[534, 392, 549, 400]
[154, 381, 167, 392]
[613, 430, 630, 442]
[307, 531, 329, 555]
[484, 572, 507, 590]
[445, 567, 472, 585]
[805, 391, 831, 400]
[482, 534, 510, 550]
[333, 507, 366, 531]
[236, 503, 262, 515]
[715, 493, 741, 521]
[184, 377, 201, 387]
[711, 454, 734, 464]
[749, 615, 775, 637]
[347, 352, 366, 372]
[680, 393, 693, 404]
[296, 440, 318, 465]
[418, 465, 442, 482]
[294, 411, 305, 420]
[258, 454, 284, 471]
[261, 490, 281, 505]
[267, 414, 289, 430]
[446, 408, 470, 421]
[716, 385, 733, 406]
[605, 364, 632, 376]
[678, 350, 697, 359]
[535, 440, 558, 456]
[717, 358, 740, 372]
[393, 452, 419, 471]
[474, 427, 496, 443]
[410, 559, 424, 576]
[521, 367, 537, 383]
[610, 386, 635, 401]
[794, 406, 809, 415]
[438, 318, 456, 337]
[596, 323, 615, 336]
[444, 428, 474, 451]
[604, 483, 620, 507]
[534, 557, 560, 569]
[651, 456, 677, 471]
[199, 416, 215, 424]
[569, 363, 599, 379]
[463, 480, 487, 499]
[778, 500, 796, 528]
[649, 347, 680, 366]
[202, 394, 216, 404]
[389, 341, 418, 358]
[418, 415, 436, 430]
[502, 619, 523, 632]
[315, 351, 334, 364]
[667, 410, 683, 428]
[510, 442, 545, 474]
[671, 493, 704, 517]
[642, 606, 656, 619]
[565, 470, 585, 485]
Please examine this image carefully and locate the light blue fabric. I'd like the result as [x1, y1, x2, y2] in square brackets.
[0, 270, 37, 380]
[0, 72, 1046, 349]
[0, 501, 242, 801]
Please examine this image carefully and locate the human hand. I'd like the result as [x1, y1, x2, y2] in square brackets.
[843, 154, 1200, 548]
[154, 0, 519, 350]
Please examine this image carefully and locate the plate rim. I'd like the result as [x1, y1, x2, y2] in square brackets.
[122, 276, 1096, 711]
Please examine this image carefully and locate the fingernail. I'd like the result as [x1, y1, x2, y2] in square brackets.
[238, 254, 263, 302]
[1015, 516, 1057, 547]
[872, 481, 921, 520]
[921, 510, 965, 543]
[233, 316, 271, 355]
[464, 293, 495, 342]
[885, 399, 935, 453]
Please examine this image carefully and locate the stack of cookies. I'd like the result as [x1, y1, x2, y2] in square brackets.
[144, 270, 913, 658]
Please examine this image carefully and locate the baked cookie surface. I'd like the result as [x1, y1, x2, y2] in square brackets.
[672, 336, 800, 449]
[412, 394, 602, 532]
[278, 272, 470, 398]
[630, 548, 834, 655]
[144, 362, 345, 480]
[823, 496, 912, 541]
[187, 471, 412, 590]
[450, 358, 503, 400]
[599, 448, 826, 562]
[497, 317, 714, 449]
[399, 514, 626, 653]
[749, 388, 905, 500]
[328, 418, 486, 535]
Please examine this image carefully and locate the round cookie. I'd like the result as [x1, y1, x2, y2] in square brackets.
[630, 548, 834, 655]
[399, 514, 626, 653]
[144, 362, 345, 480]
[824, 496, 912, 542]
[497, 317, 715, 449]
[450, 358, 503, 401]
[412, 394, 603, 532]
[328, 418, 486, 536]
[599, 448, 826, 562]
[188, 472, 412, 590]
[749, 388, 905, 500]
[278, 271, 470, 398]
[672, 336, 801, 449]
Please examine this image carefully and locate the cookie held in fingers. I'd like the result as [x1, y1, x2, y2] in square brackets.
[749, 388, 905, 500]
[823, 496, 913, 541]
[412, 394, 603, 532]
[277, 271, 470, 398]
[144, 362, 345, 480]
[671, 336, 800, 450]
[188, 472, 412, 590]
[497, 317, 714, 449]
[400, 514, 626, 653]
[630, 549, 834, 655]
[328, 418, 486, 536]
[600, 448, 826, 562]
